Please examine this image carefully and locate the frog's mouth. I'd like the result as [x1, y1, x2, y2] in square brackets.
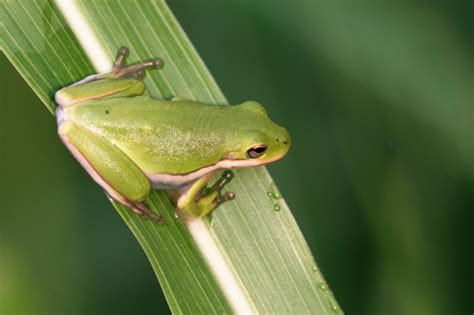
[218, 153, 286, 169]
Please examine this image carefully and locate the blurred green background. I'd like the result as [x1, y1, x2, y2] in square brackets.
[0, 1, 472, 314]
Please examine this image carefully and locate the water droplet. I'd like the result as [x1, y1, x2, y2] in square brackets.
[317, 282, 339, 313]
[174, 212, 179, 219]
[273, 204, 280, 211]
[267, 184, 283, 200]
[317, 282, 327, 292]
[312, 266, 318, 272]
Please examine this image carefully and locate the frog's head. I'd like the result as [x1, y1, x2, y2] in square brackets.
[220, 101, 291, 168]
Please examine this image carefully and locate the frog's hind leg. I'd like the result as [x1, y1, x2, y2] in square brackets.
[58, 121, 164, 224]
[55, 47, 165, 107]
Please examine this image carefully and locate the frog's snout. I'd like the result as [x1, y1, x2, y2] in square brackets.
[276, 137, 289, 145]
[275, 127, 291, 147]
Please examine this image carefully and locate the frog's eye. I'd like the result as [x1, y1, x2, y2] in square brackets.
[246, 145, 267, 158]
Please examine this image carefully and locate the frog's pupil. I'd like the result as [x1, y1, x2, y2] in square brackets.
[247, 145, 267, 158]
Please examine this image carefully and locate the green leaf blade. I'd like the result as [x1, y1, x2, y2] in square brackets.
[0, 0, 94, 114]
[115, 191, 233, 314]
[1, 0, 341, 313]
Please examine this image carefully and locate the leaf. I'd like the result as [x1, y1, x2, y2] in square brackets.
[1, 0, 341, 313]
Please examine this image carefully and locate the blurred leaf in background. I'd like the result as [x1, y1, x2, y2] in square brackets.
[0, 1, 472, 314]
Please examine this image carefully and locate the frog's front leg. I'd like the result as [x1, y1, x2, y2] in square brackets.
[58, 121, 164, 224]
[173, 171, 235, 219]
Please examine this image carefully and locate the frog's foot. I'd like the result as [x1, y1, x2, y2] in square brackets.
[131, 201, 165, 225]
[198, 171, 235, 202]
[72, 47, 163, 86]
[177, 171, 235, 219]
[112, 47, 163, 79]
[192, 171, 236, 217]
[105, 193, 165, 225]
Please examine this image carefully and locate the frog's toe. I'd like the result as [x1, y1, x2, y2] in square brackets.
[109, 47, 164, 78]
[112, 47, 128, 72]
[215, 191, 235, 207]
[132, 202, 165, 225]
[208, 170, 234, 194]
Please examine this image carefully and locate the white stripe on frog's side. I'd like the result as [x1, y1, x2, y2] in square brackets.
[146, 155, 283, 189]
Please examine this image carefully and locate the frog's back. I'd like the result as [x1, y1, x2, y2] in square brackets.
[69, 96, 231, 129]
[66, 96, 231, 174]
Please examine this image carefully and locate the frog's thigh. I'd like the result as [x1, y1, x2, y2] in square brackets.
[58, 121, 151, 204]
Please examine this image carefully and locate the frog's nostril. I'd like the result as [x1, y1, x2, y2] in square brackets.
[283, 140, 288, 145]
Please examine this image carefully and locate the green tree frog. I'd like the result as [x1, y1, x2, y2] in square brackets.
[55, 47, 291, 224]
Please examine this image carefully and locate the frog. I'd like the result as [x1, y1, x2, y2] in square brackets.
[55, 47, 290, 224]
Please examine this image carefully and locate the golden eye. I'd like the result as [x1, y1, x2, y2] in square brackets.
[246, 145, 267, 158]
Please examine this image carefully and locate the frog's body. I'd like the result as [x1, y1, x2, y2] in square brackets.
[55, 48, 290, 223]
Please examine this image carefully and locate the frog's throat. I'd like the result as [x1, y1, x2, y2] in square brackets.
[146, 155, 284, 190]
